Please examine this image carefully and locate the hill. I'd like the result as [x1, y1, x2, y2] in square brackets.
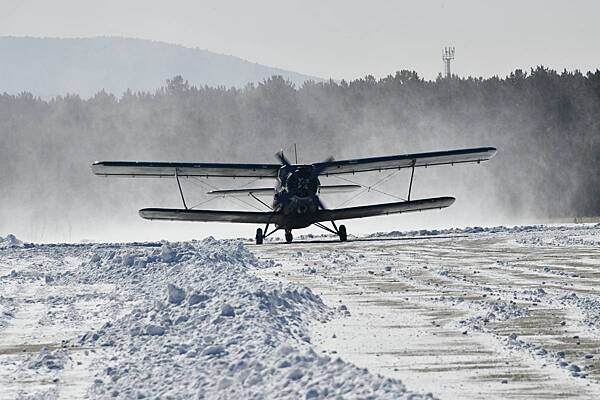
[0, 36, 320, 97]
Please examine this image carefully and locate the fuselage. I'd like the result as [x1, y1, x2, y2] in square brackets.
[273, 165, 321, 230]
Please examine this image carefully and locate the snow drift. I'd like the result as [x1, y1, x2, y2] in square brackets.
[40, 238, 431, 399]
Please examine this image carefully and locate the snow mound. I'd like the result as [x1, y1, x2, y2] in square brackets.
[0, 297, 16, 330]
[0, 234, 24, 248]
[27, 347, 69, 370]
[368, 224, 600, 240]
[72, 239, 427, 399]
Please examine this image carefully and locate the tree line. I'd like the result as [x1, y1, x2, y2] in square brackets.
[1, 67, 599, 239]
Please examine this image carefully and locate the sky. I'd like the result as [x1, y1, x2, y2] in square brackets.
[1, 0, 599, 81]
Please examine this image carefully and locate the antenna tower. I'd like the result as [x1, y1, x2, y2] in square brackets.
[442, 47, 455, 78]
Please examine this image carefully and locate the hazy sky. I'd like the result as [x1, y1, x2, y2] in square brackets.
[1, 0, 599, 80]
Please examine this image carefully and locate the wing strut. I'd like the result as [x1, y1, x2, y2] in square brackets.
[408, 159, 416, 201]
[313, 220, 340, 235]
[262, 223, 279, 239]
[250, 192, 273, 210]
[175, 168, 188, 210]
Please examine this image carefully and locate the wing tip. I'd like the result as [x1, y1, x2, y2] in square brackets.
[91, 161, 104, 175]
[429, 196, 455, 208]
[139, 208, 181, 221]
[139, 208, 153, 220]
[484, 147, 498, 159]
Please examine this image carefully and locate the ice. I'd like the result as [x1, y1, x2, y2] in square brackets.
[188, 293, 209, 305]
[27, 347, 68, 370]
[166, 283, 186, 305]
[220, 303, 235, 317]
[160, 244, 177, 262]
[143, 324, 166, 336]
[202, 345, 225, 356]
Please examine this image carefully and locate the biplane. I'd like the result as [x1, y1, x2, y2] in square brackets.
[92, 146, 496, 244]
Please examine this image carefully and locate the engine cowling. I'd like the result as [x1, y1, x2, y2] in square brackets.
[284, 167, 319, 198]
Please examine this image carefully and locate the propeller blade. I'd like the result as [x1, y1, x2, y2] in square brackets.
[312, 156, 334, 177]
[313, 155, 334, 209]
[276, 151, 292, 167]
[315, 194, 327, 210]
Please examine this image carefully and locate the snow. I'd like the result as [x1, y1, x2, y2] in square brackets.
[0, 234, 24, 248]
[0, 235, 428, 399]
[3, 224, 600, 398]
[253, 223, 600, 399]
[368, 223, 600, 242]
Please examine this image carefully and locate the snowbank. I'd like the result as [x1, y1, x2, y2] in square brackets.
[368, 223, 600, 240]
[67, 238, 429, 399]
[0, 234, 23, 248]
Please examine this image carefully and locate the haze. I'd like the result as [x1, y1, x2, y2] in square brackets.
[1, 1, 599, 243]
[2, 0, 599, 80]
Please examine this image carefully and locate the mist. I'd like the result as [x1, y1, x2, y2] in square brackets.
[1, 68, 599, 243]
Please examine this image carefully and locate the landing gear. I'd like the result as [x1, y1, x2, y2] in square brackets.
[313, 220, 348, 243]
[255, 228, 264, 245]
[338, 224, 347, 242]
[285, 230, 293, 243]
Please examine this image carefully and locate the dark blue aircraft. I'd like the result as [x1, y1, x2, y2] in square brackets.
[92, 147, 496, 244]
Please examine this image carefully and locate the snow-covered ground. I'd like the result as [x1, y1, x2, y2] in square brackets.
[252, 224, 600, 399]
[1, 224, 599, 399]
[0, 235, 430, 399]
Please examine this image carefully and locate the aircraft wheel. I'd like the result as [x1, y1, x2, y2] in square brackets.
[285, 230, 293, 243]
[256, 228, 263, 245]
[338, 225, 347, 242]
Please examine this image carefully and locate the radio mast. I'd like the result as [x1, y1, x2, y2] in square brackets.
[442, 47, 455, 78]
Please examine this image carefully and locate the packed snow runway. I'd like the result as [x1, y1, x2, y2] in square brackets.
[252, 224, 600, 399]
[1, 224, 599, 399]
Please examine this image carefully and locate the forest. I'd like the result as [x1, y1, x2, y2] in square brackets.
[1, 67, 599, 240]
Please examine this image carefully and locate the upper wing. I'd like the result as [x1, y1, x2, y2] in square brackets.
[314, 147, 497, 175]
[139, 208, 279, 224]
[92, 147, 495, 178]
[92, 161, 280, 178]
[315, 197, 455, 222]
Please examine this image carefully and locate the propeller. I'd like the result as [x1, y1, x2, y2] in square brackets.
[311, 156, 334, 210]
[314, 193, 328, 210]
[276, 150, 292, 167]
[275, 151, 335, 211]
[312, 156, 334, 177]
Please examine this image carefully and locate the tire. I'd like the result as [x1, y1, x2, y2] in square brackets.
[256, 228, 263, 245]
[285, 231, 293, 243]
[338, 225, 347, 242]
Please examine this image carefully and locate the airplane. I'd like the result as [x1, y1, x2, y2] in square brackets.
[91, 146, 497, 244]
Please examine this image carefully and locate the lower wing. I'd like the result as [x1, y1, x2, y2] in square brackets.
[315, 197, 455, 222]
[139, 197, 454, 224]
[139, 208, 278, 224]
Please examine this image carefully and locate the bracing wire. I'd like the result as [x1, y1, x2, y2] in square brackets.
[228, 195, 263, 211]
[232, 176, 264, 190]
[186, 176, 264, 211]
[188, 196, 219, 210]
[332, 169, 407, 208]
